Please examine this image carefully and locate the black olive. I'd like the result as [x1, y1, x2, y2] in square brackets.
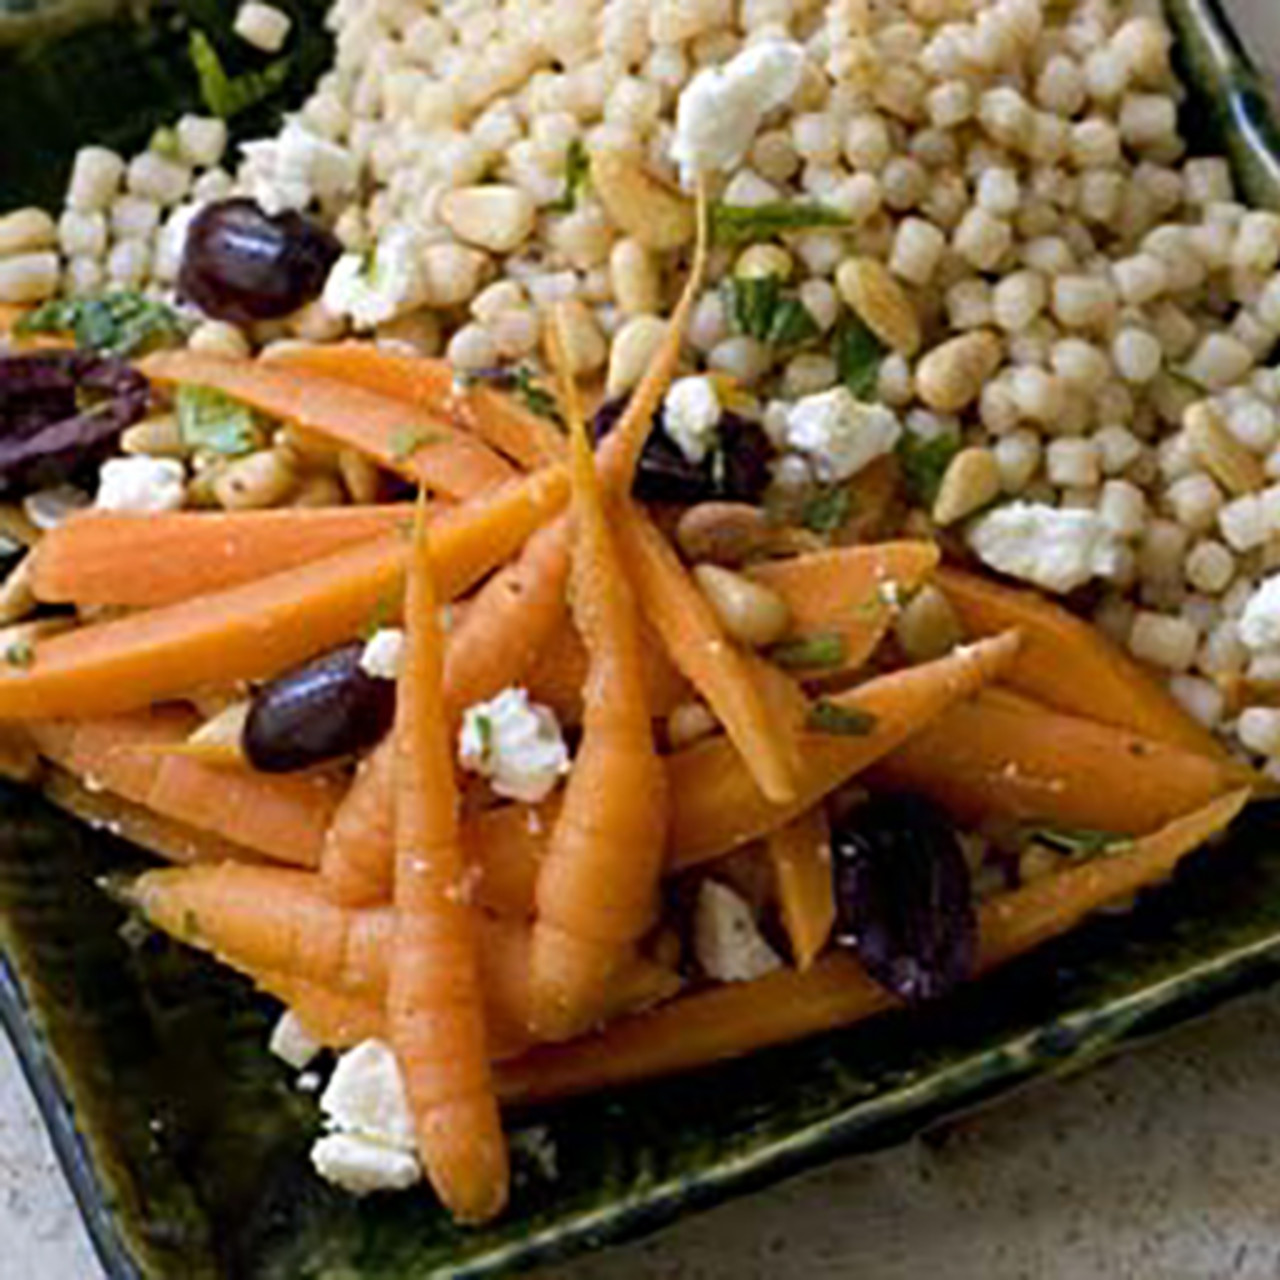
[243, 642, 396, 773]
[590, 397, 774, 505]
[179, 199, 342, 326]
[831, 794, 977, 1004]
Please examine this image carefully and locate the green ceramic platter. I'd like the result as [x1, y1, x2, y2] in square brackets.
[3, 2, 1280, 1277]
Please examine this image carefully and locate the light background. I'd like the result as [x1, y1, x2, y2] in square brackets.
[3, 2, 1280, 1275]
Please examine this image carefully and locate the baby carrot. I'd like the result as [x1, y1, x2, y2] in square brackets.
[320, 737, 396, 905]
[768, 807, 836, 971]
[527, 321, 670, 1042]
[388, 496, 508, 1222]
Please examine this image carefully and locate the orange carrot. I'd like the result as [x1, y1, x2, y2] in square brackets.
[934, 567, 1222, 758]
[388, 497, 508, 1221]
[527, 323, 670, 1042]
[465, 800, 555, 920]
[320, 737, 397, 906]
[748, 542, 940, 679]
[140, 351, 516, 500]
[615, 502, 799, 804]
[669, 630, 1022, 869]
[30, 712, 341, 866]
[32, 506, 414, 607]
[264, 974, 386, 1050]
[0, 466, 568, 719]
[868, 688, 1253, 836]
[269, 343, 568, 471]
[768, 807, 836, 970]
[495, 788, 1248, 1104]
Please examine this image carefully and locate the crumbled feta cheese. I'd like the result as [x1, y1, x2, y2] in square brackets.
[1239, 574, 1280, 652]
[311, 1134, 422, 1197]
[671, 39, 807, 185]
[324, 224, 431, 330]
[360, 628, 405, 680]
[967, 502, 1125, 594]
[269, 1010, 322, 1071]
[663, 375, 722, 464]
[782, 387, 902, 483]
[22, 484, 91, 530]
[94, 457, 186, 513]
[311, 1040, 422, 1196]
[694, 880, 783, 984]
[458, 687, 570, 804]
[242, 123, 357, 216]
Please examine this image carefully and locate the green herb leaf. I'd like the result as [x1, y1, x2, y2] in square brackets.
[511, 367, 563, 424]
[724, 276, 819, 348]
[190, 30, 291, 120]
[4, 640, 33, 669]
[176, 385, 268, 458]
[389, 424, 446, 462]
[549, 139, 590, 213]
[800, 485, 851, 534]
[1027, 827, 1131, 858]
[834, 314, 885, 400]
[17, 291, 187, 358]
[897, 433, 961, 507]
[770, 631, 848, 670]
[710, 201, 849, 249]
[474, 712, 494, 762]
[806, 699, 877, 736]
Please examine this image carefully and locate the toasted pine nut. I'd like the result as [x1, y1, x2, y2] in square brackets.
[291, 473, 348, 507]
[932, 446, 1001, 525]
[667, 701, 720, 749]
[692, 564, 792, 648]
[675, 502, 820, 565]
[894, 584, 964, 662]
[121, 414, 188, 458]
[338, 448, 381, 504]
[1184, 401, 1265, 496]
[916, 330, 1003, 412]
[213, 449, 298, 510]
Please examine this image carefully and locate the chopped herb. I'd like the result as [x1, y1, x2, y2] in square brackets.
[724, 275, 819, 347]
[1026, 827, 1131, 858]
[834, 314, 884, 400]
[799, 485, 851, 534]
[770, 631, 848, 670]
[549, 139, 590, 213]
[17, 291, 188, 358]
[4, 640, 33, 668]
[807, 699, 877, 736]
[709, 201, 849, 249]
[511, 367, 563, 424]
[189, 29, 291, 120]
[389, 424, 445, 462]
[473, 712, 494, 762]
[897, 433, 961, 507]
[176, 384, 268, 458]
[362, 591, 399, 641]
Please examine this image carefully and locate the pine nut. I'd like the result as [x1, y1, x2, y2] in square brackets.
[692, 564, 792, 648]
[0, 209, 57, 256]
[667, 700, 720, 749]
[188, 701, 251, 761]
[1184, 401, 1265, 496]
[213, 449, 298, 510]
[915, 330, 1004, 412]
[836, 256, 922, 356]
[291, 473, 348, 507]
[121, 414, 188, 458]
[0, 253, 59, 305]
[894, 585, 964, 662]
[932, 446, 1001, 525]
[590, 146, 696, 251]
[735, 244, 794, 282]
[544, 299, 607, 376]
[675, 502, 820, 565]
[609, 239, 662, 316]
[338, 448, 381, 504]
[189, 320, 251, 359]
[606, 315, 669, 398]
[439, 185, 537, 254]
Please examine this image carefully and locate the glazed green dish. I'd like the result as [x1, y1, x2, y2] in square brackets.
[3, 2, 1280, 1278]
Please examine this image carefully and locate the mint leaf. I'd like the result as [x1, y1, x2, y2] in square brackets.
[710, 201, 848, 248]
[17, 291, 187, 358]
[176, 384, 268, 457]
[724, 276, 819, 347]
[549, 139, 590, 213]
[807, 699, 877, 736]
[770, 631, 848, 670]
[390, 424, 445, 462]
[834, 314, 884, 400]
[190, 30, 291, 120]
[897, 433, 960, 507]
[799, 485, 851, 534]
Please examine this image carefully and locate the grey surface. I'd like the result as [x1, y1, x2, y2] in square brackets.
[6, 0, 1280, 1276]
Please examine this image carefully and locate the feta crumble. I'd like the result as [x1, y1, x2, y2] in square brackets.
[310, 1040, 422, 1197]
[360, 627, 405, 680]
[967, 502, 1125, 595]
[671, 39, 807, 185]
[694, 881, 783, 984]
[782, 387, 902, 483]
[94, 457, 186, 514]
[1240, 575, 1280, 652]
[458, 687, 570, 804]
[663, 375, 722, 464]
[324, 224, 430, 329]
[269, 1010, 322, 1071]
[241, 123, 357, 217]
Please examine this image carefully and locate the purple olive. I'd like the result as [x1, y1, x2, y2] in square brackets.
[831, 794, 976, 1004]
[590, 397, 774, 505]
[179, 199, 342, 325]
[243, 642, 395, 773]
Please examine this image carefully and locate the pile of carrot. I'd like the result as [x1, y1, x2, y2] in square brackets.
[2, 231, 1256, 1224]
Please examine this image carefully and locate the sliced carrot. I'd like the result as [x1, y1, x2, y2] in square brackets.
[768, 807, 836, 970]
[669, 630, 1021, 869]
[527, 321, 670, 1042]
[495, 789, 1248, 1105]
[0, 466, 569, 719]
[389, 497, 507, 1222]
[615, 501, 798, 805]
[934, 566, 1222, 758]
[30, 712, 341, 866]
[269, 342, 568, 471]
[140, 351, 516, 500]
[868, 688, 1254, 836]
[32, 506, 414, 607]
[748, 542, 940, 679]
